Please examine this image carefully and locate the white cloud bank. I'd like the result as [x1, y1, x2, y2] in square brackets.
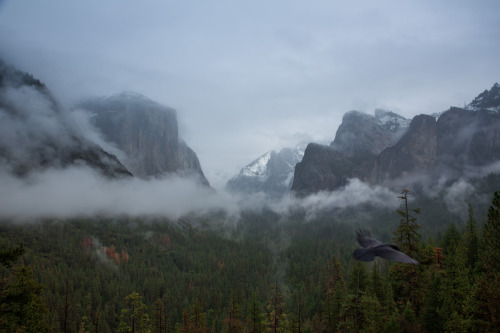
[0, 167, 238, 221]
[0, 166, 401, 223]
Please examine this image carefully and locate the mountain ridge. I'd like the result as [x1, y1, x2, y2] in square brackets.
[291, 82, 500, 196]
[0, 59, 132, 178]
[79, 92, 210, 186]
[226, 144, 306, 198]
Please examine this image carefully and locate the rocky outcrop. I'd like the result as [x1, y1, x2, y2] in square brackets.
[466, 82, 500, 111]
[0, 59, 131, 178]
[437, 107, 500, 168]
[377, 114, 437, 182]
[292, 144, 350, 195]
[330, 109, 410, 156]
[291, 83, 500, 195]
[80, 93, 210, 185]
[291, 143, 377, 195]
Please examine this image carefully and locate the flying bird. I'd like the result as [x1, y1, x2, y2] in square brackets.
[353, 230, 419, 264]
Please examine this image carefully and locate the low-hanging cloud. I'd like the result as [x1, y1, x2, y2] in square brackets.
[269, 178, 400, 219]
[0, 64, 401, 223]
[0, 165, 401, 223]
[443, 179, 476, 215]
[0, 167, 240, 221]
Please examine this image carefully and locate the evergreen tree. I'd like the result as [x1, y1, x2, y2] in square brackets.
[248, 293, 263, 333]
[464, 204, 479, 270]
[440, 222, 462, 256]
[323, 256, 346, 332]
[390, 190, 424, 314]
[473, 191, 500, 331]
[368, 262, 385, 306]
[223, 290, 244, 333]
[393, 189, 422, 257]
[151, 298, 165, 333]
[191, 298, 207, 332]
[438, 234, 472, 332]
[117, 292, 151, 333]
[399, 301, 421, 333]
[421, 272, 444, 333]
[266, 282, 285, 333]
[0, 265, 49, 332]
[359, 294, 384, 332]
[0, 243, 24, 267]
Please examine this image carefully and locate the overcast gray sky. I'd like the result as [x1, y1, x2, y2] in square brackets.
[1, 0, 499, 189]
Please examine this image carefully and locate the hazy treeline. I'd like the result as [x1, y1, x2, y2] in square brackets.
[0, 190, 499, 332]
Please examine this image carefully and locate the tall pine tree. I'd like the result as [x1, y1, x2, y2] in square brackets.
[473, 191, 500, 331]
[390, 190, 424, 315]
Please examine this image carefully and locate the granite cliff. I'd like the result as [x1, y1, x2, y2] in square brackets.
[292, 83, 500, 195]
[79, 93, 210, 186]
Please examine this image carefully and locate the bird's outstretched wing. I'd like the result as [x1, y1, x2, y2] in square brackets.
[375, 245, 419, 264]
[356, 230, 383, 248]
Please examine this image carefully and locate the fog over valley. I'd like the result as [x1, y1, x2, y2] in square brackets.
[1, 0, 500, 222]
[1, 3, 500, 332]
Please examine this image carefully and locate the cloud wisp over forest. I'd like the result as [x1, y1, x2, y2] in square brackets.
[0, 166, 404, 222]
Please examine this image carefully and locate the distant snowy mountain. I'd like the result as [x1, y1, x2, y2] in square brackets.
[226, 144, 306, 198]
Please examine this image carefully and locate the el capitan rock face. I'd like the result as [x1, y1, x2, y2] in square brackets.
[79, 93, 210, 186]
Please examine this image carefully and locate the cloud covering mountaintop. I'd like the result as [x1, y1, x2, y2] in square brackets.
[1, 1, 499, 186]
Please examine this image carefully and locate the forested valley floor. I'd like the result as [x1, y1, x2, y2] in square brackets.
[0, 190, 499, 332]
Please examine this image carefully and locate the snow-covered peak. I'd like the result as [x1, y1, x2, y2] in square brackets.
[240, 151, 272, 178]
[374, 109, 411, 131]
[465, 82, 500, 112]
[226, 143, 307, 198]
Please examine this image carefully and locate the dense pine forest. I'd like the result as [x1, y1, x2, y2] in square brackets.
[0, 189, 499, 332]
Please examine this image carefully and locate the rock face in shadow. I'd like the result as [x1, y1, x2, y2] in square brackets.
[377, 114, 437, 183]
[0, 59, 131, 178]
[79, 93, 210, 186]
[291, 83, 500, 196]
[291, 143, 351, 195]
[437, 107, 500, 168]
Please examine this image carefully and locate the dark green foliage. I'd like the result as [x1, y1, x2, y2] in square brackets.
[0, 265, 49, 332]
[473, 191, 500, 331]
[0, 243, 24, 268]
[440, 222, 462, 256]
[393, 189, 422, 257]
[118, 292, 151, 333]
[464, 204, 479, 270]
[0, 189, 499, 332]
[390, 190, 425, 315]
